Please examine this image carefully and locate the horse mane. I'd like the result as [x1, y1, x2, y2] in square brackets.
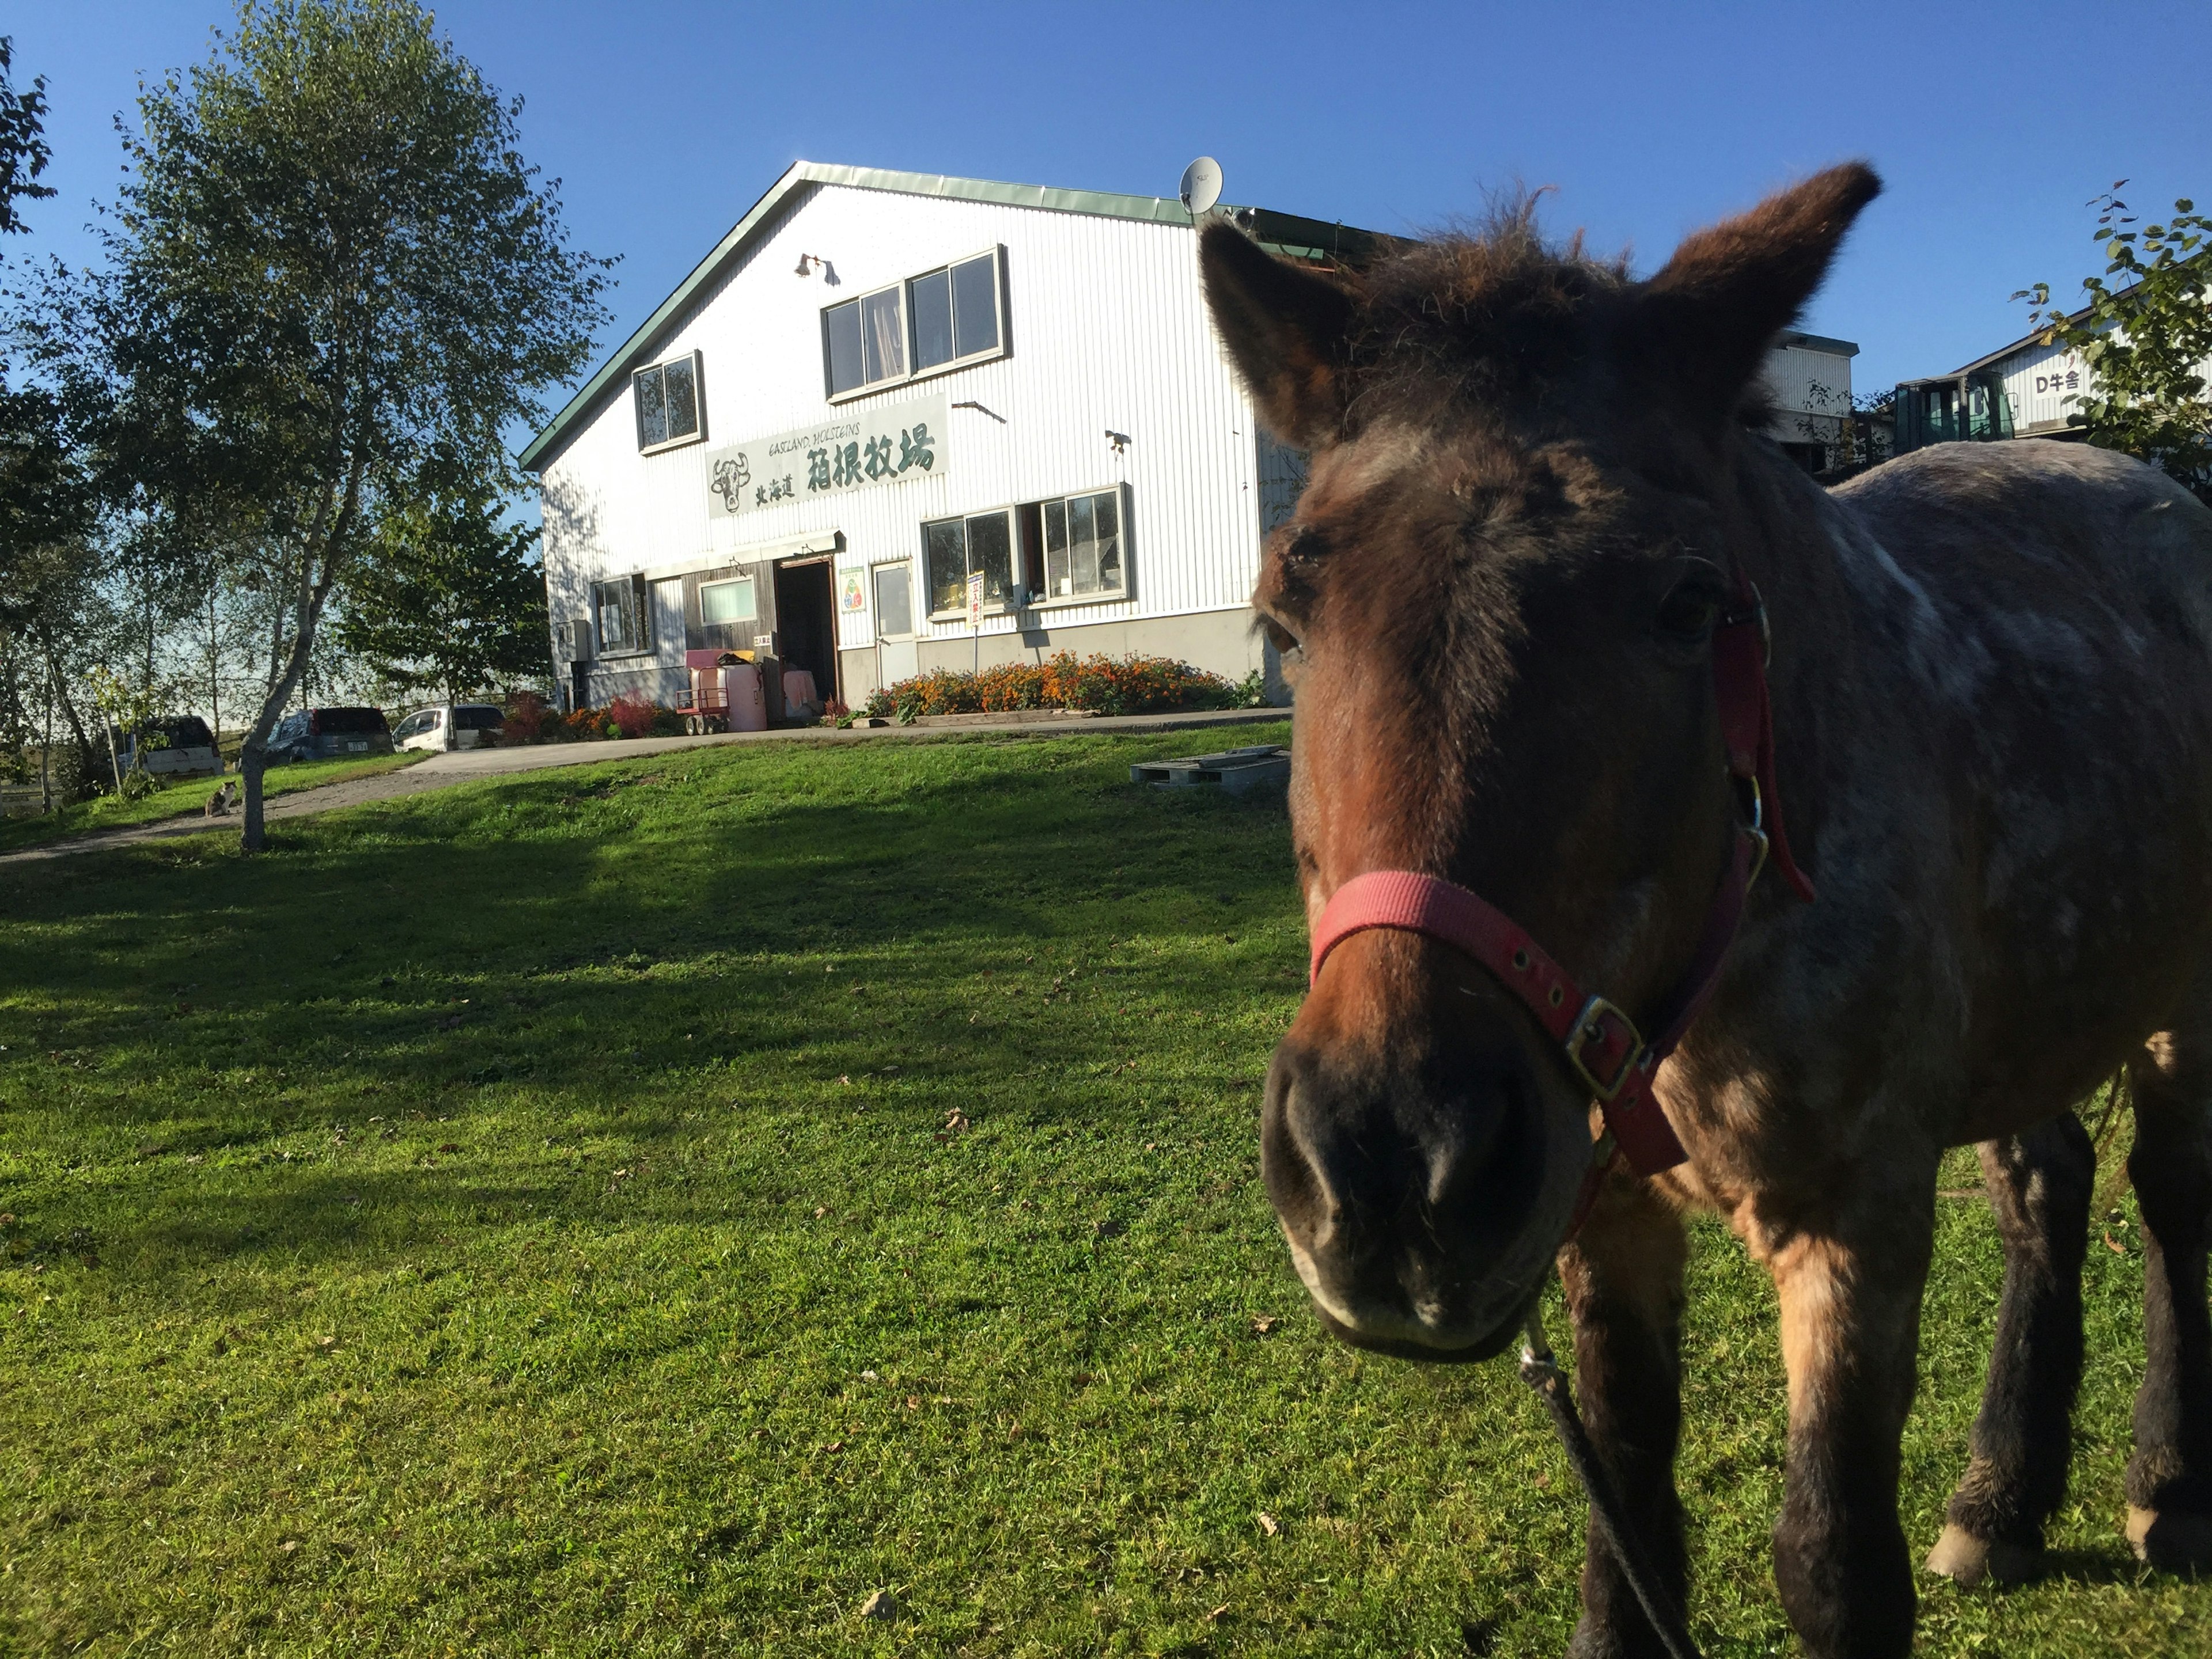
[1343, 193, 1634, 427]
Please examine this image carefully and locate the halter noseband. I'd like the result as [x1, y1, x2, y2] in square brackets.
[1305, 590, 1813, 1221]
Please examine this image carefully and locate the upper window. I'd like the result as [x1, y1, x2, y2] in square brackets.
[634, 351, 703, 453]
[594, 575, 648, 654]
[824, 249, 1005, 400]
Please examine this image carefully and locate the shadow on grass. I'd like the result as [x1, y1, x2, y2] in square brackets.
[0, 734, 1299, 1274]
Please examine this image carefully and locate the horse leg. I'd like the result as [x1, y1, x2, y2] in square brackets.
[2124, 1031, 2212, 1570]
[1764, 1175, 1934, 1659]
[1557, 1176, 1690, 1659]
[1925, 1113, 2094, 1586]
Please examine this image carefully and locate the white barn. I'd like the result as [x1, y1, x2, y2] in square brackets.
[520, 162, 1371, 715]
[523, 161, 1862, 716]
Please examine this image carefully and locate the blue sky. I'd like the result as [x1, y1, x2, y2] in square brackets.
[12, 1, 2211, 418]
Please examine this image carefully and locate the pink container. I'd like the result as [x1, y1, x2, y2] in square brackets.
[781, 668, 821, 718]
[721, 664, 766, 732]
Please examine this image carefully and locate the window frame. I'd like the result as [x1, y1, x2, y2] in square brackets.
[632, 350, 707, 455]
[920, 484, 1131, 622]
[593, 574, 652, 656]
[699, 575, 757, 628]
[821, 246, 1008, 404]
[922, 507, 1018, 621]
[1032, 485, 1130, 611]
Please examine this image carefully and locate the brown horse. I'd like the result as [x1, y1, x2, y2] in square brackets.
[1201, 164, 2212, 1657]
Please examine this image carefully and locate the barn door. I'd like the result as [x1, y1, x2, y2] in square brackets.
[874, 561, 918, 685]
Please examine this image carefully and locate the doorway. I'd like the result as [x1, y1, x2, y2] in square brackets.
[873, 560, 918, 686]
[772, 557, 840, 708]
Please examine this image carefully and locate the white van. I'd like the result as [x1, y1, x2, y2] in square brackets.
[115, 717, 225, 778]
[393, 703, 504, 753]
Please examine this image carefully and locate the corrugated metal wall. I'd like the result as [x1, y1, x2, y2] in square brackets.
[539, 181, 1275, 690]
[1759, 343, 1853, 445]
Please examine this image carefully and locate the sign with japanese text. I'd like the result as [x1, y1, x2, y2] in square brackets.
[840, 570, 867, 613]
[966, 570, 984, 631]
[706, 393, 948, 517]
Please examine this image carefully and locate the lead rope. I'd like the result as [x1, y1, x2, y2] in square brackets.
[1518, 1294, 1705, 1659]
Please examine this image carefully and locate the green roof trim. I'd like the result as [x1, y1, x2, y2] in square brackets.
[517, 161, 1380, 472]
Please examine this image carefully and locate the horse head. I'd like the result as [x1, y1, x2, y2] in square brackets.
[1203, 165, 1877, 1360]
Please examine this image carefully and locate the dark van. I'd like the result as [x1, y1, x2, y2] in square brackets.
[264, 706, 395, 764]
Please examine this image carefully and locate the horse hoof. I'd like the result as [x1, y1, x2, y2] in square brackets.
[1925, 1523, 2040, 1588]
[2127, 1505, 2212, 1573]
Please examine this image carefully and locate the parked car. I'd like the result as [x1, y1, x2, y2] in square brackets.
[393, 703, 503, 753]
[264, 706, 395, 764]
[113, 716, 225, 779]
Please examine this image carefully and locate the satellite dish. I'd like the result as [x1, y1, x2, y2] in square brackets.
[1179, 156, 1224, 217]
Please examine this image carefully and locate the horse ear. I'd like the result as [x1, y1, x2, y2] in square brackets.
[1201, 221, 1357, 450]
[1633, 162, 1881, 423]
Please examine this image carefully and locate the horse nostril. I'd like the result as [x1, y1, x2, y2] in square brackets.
[1262, 1049, 1337, 1241]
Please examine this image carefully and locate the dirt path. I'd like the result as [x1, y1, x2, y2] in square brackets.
[0, 707, 1287, 866]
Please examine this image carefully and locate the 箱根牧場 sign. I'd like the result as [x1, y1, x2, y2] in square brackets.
[706, 393, 949, 517]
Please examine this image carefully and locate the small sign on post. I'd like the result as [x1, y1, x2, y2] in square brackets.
[967, 569, 985, 672]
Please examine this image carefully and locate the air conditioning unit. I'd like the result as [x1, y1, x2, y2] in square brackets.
[566, 618, 594, 662]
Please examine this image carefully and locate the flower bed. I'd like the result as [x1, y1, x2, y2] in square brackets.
[863, 653, 1257, 725]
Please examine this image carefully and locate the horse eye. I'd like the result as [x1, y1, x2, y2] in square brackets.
[1656, 582, 1723, 642]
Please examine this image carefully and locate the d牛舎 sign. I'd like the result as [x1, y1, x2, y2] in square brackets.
[706, 393, 949, 517]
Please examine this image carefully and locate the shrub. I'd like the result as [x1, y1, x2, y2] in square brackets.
[607, 692, 657, 740]
[503, 690, 553, 743]
[875, 653, 1238, 723]
[560, 704, 607, 741]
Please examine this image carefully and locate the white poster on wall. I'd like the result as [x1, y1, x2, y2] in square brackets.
[705, 392, 949, 517]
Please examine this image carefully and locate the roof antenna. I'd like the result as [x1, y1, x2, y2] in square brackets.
[1179, 156, 1223, 218]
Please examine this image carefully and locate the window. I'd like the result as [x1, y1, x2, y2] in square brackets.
[309, 707, 390, 735]
[594, 575, 648, 653]
[921, 487, 1130, 618]
[824, 249, 1005, 399]
[700, 576, 756, 626]
[453, 706, 502, 731]
[873, 562, 914, 637]
[1041, 490, 1123, 601]
[923, 510, 1016, 616]
[633, 351, 703, 452]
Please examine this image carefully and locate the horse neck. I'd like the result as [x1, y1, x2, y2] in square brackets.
[1725, 445, 1862, 884]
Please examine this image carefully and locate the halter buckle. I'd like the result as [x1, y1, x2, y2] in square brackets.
[1563, 995, 1645, 1102]
[1737, 774, 1771, 888]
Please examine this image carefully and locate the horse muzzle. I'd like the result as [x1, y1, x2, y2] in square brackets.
[1260, 1032, 1589, 1360]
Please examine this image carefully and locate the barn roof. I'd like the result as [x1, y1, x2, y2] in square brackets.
[518, 160, 1379, 472]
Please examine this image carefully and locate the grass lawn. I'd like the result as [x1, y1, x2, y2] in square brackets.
[0, 752, 430, 854]
[0, 726, 2203, 1656]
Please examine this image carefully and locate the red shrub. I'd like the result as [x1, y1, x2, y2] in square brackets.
[878, 653, 1235, 722]
[607, 692, 657, 739]
[503, 690, 553, 743]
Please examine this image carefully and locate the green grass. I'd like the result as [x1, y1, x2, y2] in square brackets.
[0, 752, 430, 853]
[0, 726, 2203, 1656]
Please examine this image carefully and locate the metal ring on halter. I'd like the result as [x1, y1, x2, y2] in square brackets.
[1737, 774, 1771, 889]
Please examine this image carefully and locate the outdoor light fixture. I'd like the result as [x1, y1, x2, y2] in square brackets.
[1105, 429, 1131, 453]
[794, 253, 818, 276]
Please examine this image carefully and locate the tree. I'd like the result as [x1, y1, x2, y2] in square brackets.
[103, 0, 610, 849]
[0, 36, 55, 235]
[2019, 183, 2212, 502]
[335, 494, 549, 702]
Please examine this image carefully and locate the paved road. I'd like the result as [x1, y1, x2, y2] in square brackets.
[0, 706, 1289, 865]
